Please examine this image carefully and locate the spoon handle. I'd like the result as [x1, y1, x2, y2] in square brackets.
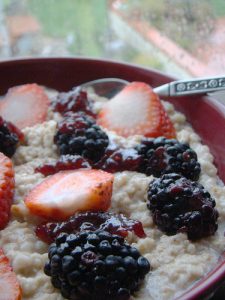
[154, 75, 225, 97]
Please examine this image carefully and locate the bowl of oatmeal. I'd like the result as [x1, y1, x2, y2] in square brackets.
[0, 57, 224, 300]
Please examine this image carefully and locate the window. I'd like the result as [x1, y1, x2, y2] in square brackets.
[1, 0, 225, 78]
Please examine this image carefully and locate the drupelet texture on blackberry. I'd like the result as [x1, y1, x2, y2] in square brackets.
[147, 173, 218, 240]
[44, 231, 150, 300]
[0, 116, 19, 157]
[136, 137, 201, 180]
[52, 88, 95, 117]
[54, 112, 109, 162]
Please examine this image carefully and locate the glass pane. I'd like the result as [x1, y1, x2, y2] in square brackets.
[1, 0, 225, 78]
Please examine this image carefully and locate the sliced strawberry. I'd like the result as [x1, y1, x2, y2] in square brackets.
[25, 169, 114, 221]
[0, 248, 22, 300]
[159, 108, 176, 139]
[0, 84, 50, 130]
[97, 82, 176, 138]
[0, 153, 15, 230]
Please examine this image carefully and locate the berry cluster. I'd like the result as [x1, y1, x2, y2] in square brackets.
[147, 173, 218, 240]
[44, 231, 150, 300]
[45, 86, 203, 179]
[52, 94, 201, 177]
[53, 134, 201, 180]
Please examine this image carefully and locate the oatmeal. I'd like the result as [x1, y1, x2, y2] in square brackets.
[0, 83, 224, 300]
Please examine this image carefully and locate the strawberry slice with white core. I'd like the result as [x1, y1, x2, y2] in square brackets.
[25, 169, 114, 221]
[0, 248, 22, 300]
[0, 84, 50, 130]
[0, 153, 15, 230]
[97, 81, 175, 138]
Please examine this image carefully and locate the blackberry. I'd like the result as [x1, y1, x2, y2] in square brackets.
[147, 173, 218, 240]
[44, 231, 150, 300]
[52, 88, 95, 117]
[136, 137, 201, 180]
[0, 116, 19, 157]
[54, 112, 109, 162]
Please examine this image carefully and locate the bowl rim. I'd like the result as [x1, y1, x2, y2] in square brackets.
[0, 56, 224, 300]
[0, 55, 179, 79]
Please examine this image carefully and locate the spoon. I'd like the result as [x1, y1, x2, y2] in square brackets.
[78, 75, 225, 98]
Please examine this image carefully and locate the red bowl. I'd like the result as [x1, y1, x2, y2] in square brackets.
[0, 57, 224, 300]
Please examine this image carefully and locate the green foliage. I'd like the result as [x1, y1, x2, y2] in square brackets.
[1, 0, 11, 9]
[207, 0, 225, 17]
[28, 0, 108, 56]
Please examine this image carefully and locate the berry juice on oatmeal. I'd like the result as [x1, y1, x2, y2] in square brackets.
[0, 81, 224, 300]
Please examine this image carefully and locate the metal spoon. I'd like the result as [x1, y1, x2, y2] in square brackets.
[78, 75, 225, 98]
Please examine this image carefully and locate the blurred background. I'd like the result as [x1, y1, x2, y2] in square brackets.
[1, 0, 225, 78]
